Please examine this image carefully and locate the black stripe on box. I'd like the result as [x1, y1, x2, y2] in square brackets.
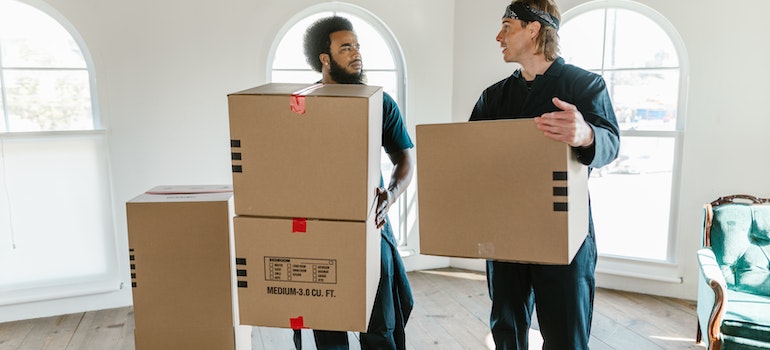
[231, 140, 241, 148]
[231, 152, 242, 161]
[553, 187, 568, 196]
[232, 165, 243, 173]
[238, 281, 248, 288]
[132, 282, 137, 288]
[236, 258, 247, 265]
[552, 171, 568, 181]
[553, 202, 569, 212]
[237, 270, 247, 276]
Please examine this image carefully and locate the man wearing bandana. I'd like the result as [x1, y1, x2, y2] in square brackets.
[470, 1, 620, 349]
[293, 16, 415, 350]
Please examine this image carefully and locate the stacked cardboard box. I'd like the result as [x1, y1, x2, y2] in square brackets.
[227, 83, 383, 332]
[126, 185, 251, 350]
[416, 119, 589, 265]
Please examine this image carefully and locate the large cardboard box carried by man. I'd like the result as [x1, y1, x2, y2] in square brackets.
[228, 83, 382, 222]
[416, 119, 589, 265]
[233, 215, 380, 332]
[227, 83, 383, 332]
[126, 185, 251, 350]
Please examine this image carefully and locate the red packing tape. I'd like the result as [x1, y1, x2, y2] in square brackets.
[289, 83, 324, 115]
[290, 95, 306, 114]
[290, 316, 305, 330]
[292, 218, 307, 233]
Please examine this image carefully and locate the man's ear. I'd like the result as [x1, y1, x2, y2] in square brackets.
[319, 53, 330, 67]
[528, 21, 542, 38]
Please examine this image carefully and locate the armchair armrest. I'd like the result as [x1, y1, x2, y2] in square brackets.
[698, 248, 727, 289]
[697, 248, 728, 348]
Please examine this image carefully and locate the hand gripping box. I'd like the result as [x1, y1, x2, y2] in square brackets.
[227, 83, 383, 221]
[126, 185, 250, 350]
[233, 215, 380, 332]
[416, 119, 589, 265]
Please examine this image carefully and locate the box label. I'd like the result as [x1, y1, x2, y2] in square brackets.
[264, 257, 337, 284]
[265, 285, 338, 298]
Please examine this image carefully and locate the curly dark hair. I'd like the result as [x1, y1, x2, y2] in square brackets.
[303, 16, 355, 72]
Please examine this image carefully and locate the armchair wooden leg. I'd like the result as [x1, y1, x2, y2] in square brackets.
[696, 317, 702, 343]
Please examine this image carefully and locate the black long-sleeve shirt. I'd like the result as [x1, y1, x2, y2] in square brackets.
[470, 57, 620, 169]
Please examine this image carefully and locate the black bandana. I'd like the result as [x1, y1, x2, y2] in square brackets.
[503, 2, 559, 31]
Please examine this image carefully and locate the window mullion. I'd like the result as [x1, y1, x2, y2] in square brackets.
[2, 67, 87, 71]
[621, 130, 677, 138]
[0, 47, 9, 132]
[600, 7, 608, 75]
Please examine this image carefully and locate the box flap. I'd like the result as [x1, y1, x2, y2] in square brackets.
[145, 185, 233, 194]
[128, 185, 233, 203]
[229, 83, 381, 98]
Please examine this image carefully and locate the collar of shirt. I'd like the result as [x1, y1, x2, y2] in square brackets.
[512, 56, 566, 81]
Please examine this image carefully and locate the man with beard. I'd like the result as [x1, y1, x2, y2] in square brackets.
[292, 16, 414, 350]
[470, 0, 619, 349]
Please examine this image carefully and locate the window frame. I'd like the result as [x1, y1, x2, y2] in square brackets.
[562, 0, 689, 281]
[266, 3, 407, 110]
[0, 0, 102, 132]
[0, 0, 118, 305]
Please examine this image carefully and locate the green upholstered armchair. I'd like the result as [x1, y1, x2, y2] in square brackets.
[697, 195, 770, 350]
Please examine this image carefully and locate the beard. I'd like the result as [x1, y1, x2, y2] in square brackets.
[329, 57, 367, 85]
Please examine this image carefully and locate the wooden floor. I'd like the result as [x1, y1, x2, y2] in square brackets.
[0, 268, 706, 350]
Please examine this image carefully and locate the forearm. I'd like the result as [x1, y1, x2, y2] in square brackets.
[386, 149, 414, 199]
[577, 123, 619, 167]
[375, 148, 414, 228]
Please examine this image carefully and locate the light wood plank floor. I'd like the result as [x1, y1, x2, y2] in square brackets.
[0, 268, 705, 350]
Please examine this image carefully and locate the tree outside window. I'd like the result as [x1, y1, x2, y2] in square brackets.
[0, 0, 94, 132]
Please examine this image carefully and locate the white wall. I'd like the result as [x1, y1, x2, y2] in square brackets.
[4, 0, 770, 321]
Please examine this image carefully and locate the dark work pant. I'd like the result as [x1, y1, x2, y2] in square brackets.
[292, 329, 348, 350]
[292, 234, 408, 350]
[486, 234, 597, 350]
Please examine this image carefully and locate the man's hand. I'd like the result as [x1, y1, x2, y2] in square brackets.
[534, 97, 594, 148]
[375, 187, 394, 229]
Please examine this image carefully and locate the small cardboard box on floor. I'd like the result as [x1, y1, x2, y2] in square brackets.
[228, 83, 382, 221]
[416, 119, 589, 265]
[226, 83, 383, 332]
[126, 185, 251, 350]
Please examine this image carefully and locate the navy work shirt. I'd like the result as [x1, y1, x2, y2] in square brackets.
[470, 57, 619, 168]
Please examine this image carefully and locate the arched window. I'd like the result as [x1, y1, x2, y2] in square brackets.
[561, 1, 687, 266]
[0, 0, 96, 131]
[268, 3, 410, 245]
[0, 0, 118, 305]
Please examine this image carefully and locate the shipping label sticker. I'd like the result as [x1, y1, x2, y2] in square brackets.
[264, 257, 337, 284]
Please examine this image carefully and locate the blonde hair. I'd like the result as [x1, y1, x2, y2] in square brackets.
[512, 0, 561, 61]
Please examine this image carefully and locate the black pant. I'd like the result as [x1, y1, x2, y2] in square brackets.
[292, 235, 410, 350]
[486, 234, 597, 350]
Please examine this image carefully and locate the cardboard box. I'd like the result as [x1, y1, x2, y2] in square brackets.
[416, 119, 589, 265]
[126, 185, 250, 350]
[233, 215, 380, 332]
[228, 83, 383, 221]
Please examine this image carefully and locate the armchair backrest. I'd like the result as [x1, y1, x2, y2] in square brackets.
[704, 194, 770, 297]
